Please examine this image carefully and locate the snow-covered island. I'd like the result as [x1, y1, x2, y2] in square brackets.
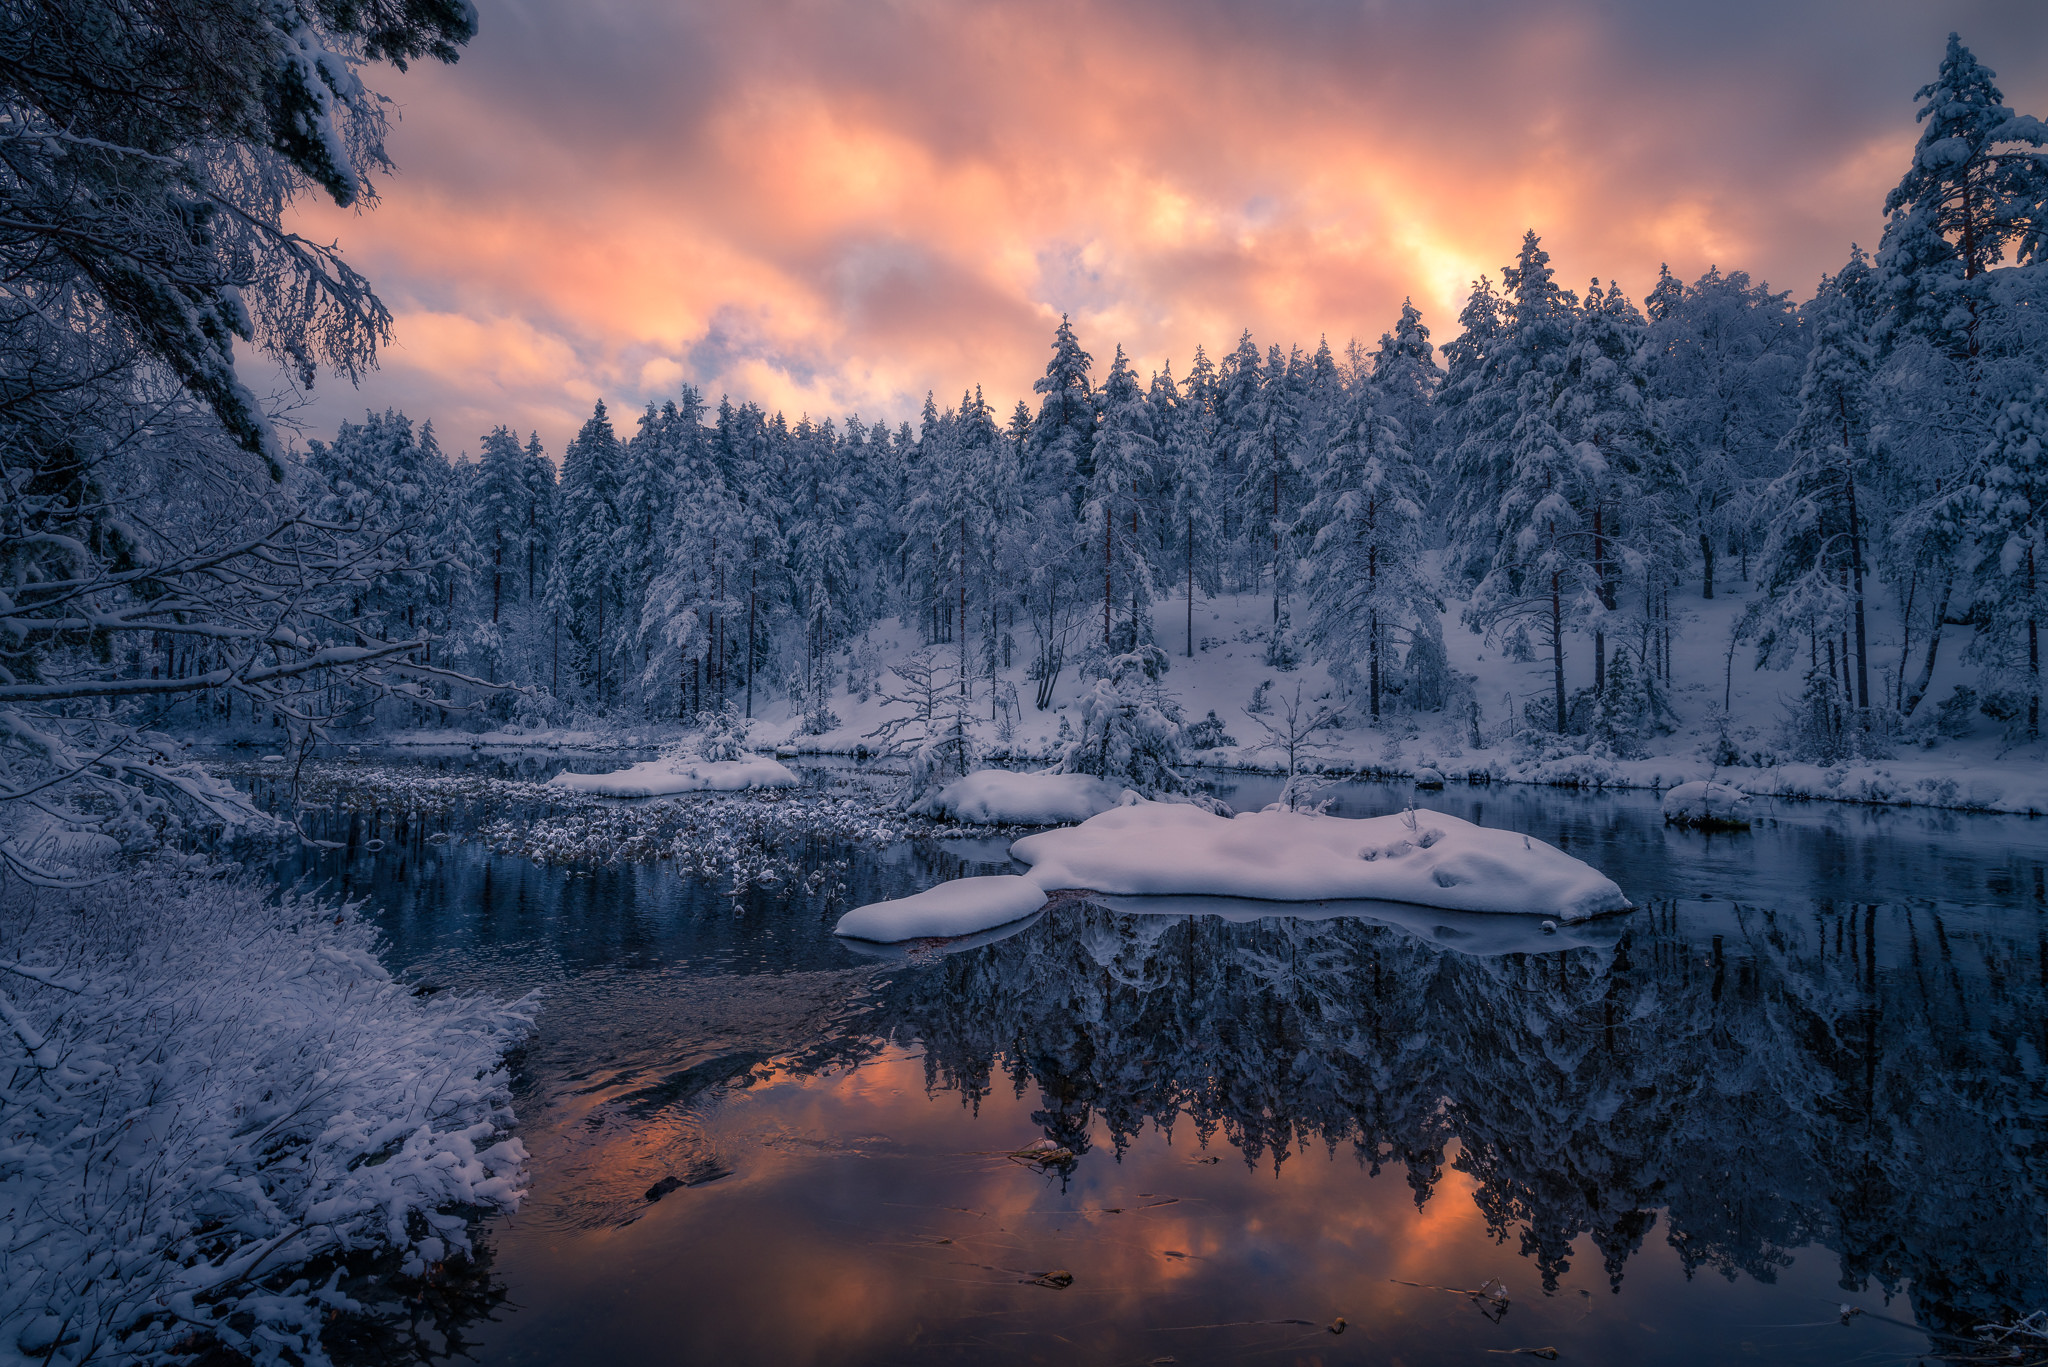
[547, 754, 798, 797]
[834, 801, 1628, 941]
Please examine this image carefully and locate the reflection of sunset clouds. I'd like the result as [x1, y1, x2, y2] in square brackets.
[484, 1049, 1567, 1363]
[281, 0, 2046, 453]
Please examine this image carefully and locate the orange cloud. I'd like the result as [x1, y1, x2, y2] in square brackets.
[274, 0, 2048, 456]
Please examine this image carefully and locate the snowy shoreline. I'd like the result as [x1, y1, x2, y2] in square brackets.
[309, 732, 2048, 818]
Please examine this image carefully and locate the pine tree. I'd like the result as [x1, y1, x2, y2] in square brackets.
[550, 400, 627, 706]
[1030, 314, 1096, 497]
[1467, 237, 1596, 733]
[1435, 276, 1506, 582]
[1089, 345, 1160, 651]
[1749, 253, 1879, 715]
[1878, 34, 2048, 370]
[1961, 387, 2048, 737]
[471, 427, 528, 626]
[1552, 279, 1670, 695]
[1643, 265, 1804, 599]
[1298, 339, 1434, 722]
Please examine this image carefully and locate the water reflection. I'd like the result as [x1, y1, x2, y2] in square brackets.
[250, 765, 2045, 1366]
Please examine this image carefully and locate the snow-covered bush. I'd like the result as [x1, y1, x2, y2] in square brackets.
[1184, 710, 1236, 750]
[0, 867, 536, 1366]
[672, 700, 753, 764]
[1054, 647, 1194, 797]
[1936, 685, 1980, 738]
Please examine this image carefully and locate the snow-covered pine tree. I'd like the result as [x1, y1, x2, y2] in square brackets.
[1959, 387, 2047, 737]
[1297, 336, 1434, 722]
[1155, 356, 1221, 658]
[472, 427, 529, 628]
[1875, 33, 2048, 724]
[784, 413, 860, 729]
[549, 400, 628, 707]
[1552, 279, 1672, 697]
[1445, 236, 1576, 591]
[1090, 345, 1161, 651]
[1643, 265, 1805, 599]
[1029, 314, 1096, 500]
[1467, 237, 1597, 734]
[1236, 343, 1307, 622]
[1748, 253, 1880, 717]
[1215, 330, 1267, 590]
[1371, 299, 1441, 470]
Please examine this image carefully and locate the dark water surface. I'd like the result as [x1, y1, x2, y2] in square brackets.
[264, 757, 2047, 1366]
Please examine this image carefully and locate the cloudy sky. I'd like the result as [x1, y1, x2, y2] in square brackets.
[270, 0, 2048, 458]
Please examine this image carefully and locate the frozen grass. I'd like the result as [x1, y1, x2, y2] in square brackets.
[0, 866, 535, 1366]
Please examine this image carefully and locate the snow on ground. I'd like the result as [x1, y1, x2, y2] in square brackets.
[833, 874, 1048, 941]
[1013, 802, 1630, 922]
[546, 754, 798, 796]
[918, 770, 1134, 824]
[0, 868, 535, 1367]
[381, 574, 2044, 816]
[836, 799, 1630, 941]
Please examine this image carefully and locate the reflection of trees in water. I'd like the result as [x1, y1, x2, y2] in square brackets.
[877, 901, 2047, 1333]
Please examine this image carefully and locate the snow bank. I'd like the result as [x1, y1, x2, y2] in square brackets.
[834, 874, 1048, 941]
[1012, 801, 1630, 922]
[0, 870, 535, 1367]
[546, 754, 798, 797]
[1661, 780, 1752, 829]
[921, 769, 1134, 824]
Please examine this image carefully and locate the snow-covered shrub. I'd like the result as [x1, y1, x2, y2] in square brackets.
[1589, 647, 1658, 758]
[1184, 710, 1236, 750]
[1935, 685, 1980, 738]
[1246, 679, 1274, 716]
[1262, 613, 1301, 671]
[676, 700, 753, 763]
[0, 867, 536, 1366]
[1055, 647, 1194, 797]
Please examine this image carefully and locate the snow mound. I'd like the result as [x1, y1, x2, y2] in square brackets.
[834, 874, 1048, 941]
[922, 769, 1134, 824]
[1010, 801, 1630, 923]
[546, 755, 798, 797]
[1661, 780, 1752, 829]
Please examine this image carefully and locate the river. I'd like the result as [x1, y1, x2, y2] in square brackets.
[249, 750, 2045, 1366]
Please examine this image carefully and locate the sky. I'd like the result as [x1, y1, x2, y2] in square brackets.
[268, 0, 2048, 459]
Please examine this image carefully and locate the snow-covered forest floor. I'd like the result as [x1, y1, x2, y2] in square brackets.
[361, 582, 2047, 817]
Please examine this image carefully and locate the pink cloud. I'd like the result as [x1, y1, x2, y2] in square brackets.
[274, 0, 2048, 455]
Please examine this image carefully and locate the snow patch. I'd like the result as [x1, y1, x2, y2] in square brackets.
[920, 769, 1134, 824]
[1011, 801, 1630, 922]
[546, 755, 798, 797]
[834, 874, 1048, 941]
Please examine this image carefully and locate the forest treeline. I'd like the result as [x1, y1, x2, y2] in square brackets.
[273, 35, 2046, 753]
[5, 30, 2046, 861]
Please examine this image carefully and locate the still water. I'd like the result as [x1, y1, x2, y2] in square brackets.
[265, 755, 2046, 1366]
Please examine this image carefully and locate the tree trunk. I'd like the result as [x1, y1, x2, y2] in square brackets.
[960, 513, 970, 699]
[1186, 513, 1194, 659]
[1369, 608, 1381, 721]
[1551, 570, 1566, 735]
[1700, 530, 1715, 600]
[2030, 545, 2040, 740]
[1844, 462, 1870, 713]
[1103, 501, 1113, 650]
[746, 569, 756, 719]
